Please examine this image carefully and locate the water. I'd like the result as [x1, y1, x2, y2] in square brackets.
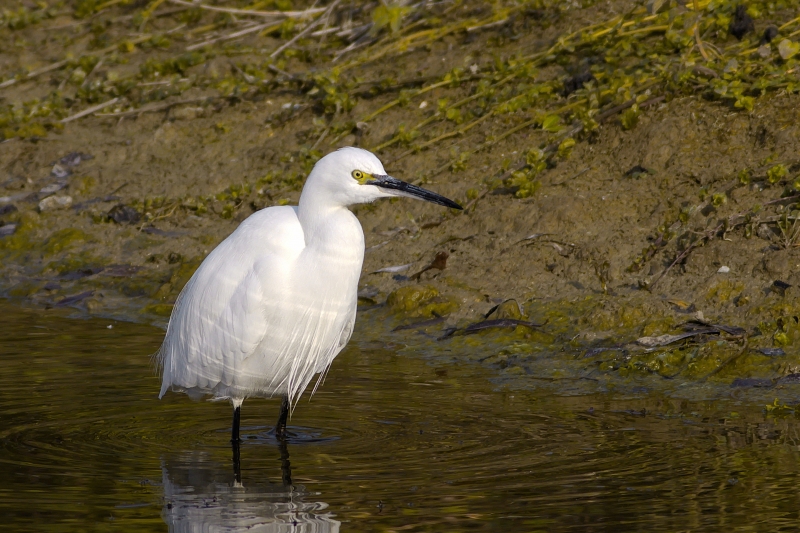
[2, 302, 800, 532]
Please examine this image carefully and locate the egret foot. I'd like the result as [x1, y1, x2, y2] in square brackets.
[275, 397, 290, 441]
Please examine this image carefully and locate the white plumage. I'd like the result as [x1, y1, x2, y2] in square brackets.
[157, 147, 461, 441]
[158, 203, 359, 406]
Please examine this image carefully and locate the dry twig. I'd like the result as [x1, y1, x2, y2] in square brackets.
[167, 0, 326, 19]
[271, 0, 342, 58]
[60, 97, 119, 123]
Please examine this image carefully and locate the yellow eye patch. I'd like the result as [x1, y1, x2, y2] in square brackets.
[351, 169, 371, 184]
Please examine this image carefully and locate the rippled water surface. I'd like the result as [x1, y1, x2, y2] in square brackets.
[3, 303, 800, 532]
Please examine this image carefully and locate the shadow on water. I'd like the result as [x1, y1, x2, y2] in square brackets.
[163, 442, 340, 532]
[4, 301, 800, 531]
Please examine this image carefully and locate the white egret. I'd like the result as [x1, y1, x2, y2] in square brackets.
[157, 147, 461, 443]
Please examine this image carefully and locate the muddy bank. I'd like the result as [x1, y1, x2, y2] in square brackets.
[2, 0, 800, 396]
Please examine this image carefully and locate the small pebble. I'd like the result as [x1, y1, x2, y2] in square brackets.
[773, 280, 791, 296]
[729, 5, 754, 40]
[38, 195, 73, 212]
[0, 193, 28, 205]
[108, 204, 141, 224]
[763, 25, 779, 44]
[58, 152, 92, 167]
[0, 223, 17, 236]
[50, 164, 70, 179]
[717, 265, 730, 273]
[172, 106, 205, 121]
[777, 373, 800, 384]
[39, 182, 67, 196]
[562, 71, 595, 96]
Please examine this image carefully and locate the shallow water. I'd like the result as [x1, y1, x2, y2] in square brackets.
[2, 303, 800, 532]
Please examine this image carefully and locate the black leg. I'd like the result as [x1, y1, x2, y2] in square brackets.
[231, 405, 242, 483]
[232, 438, 242, 484]
[231, 405, 241, 444]
[275, 396, 290, 440]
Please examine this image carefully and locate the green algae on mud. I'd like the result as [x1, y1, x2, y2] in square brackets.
[2, 0, 800, 397]
[386, 284, 460, 317]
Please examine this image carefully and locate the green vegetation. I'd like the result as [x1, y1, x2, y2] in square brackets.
[0, 1, 796, 157]
[1, 0, 797, 215]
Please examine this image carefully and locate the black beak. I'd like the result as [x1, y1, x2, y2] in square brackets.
[369, 175, 463, 210]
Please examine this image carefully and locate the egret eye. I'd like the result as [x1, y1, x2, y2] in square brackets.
[352, 170, 364, 181]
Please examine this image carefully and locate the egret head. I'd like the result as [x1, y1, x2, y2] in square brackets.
[302, 147, 462, 210]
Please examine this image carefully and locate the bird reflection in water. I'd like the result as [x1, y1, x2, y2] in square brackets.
[162, 439, 339, 532]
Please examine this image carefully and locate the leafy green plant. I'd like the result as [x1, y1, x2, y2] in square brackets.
[372, 3, 410, 34]
[767, 164, 788, 184]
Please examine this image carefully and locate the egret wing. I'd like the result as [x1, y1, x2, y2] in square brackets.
[158, 206, 305, 399]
